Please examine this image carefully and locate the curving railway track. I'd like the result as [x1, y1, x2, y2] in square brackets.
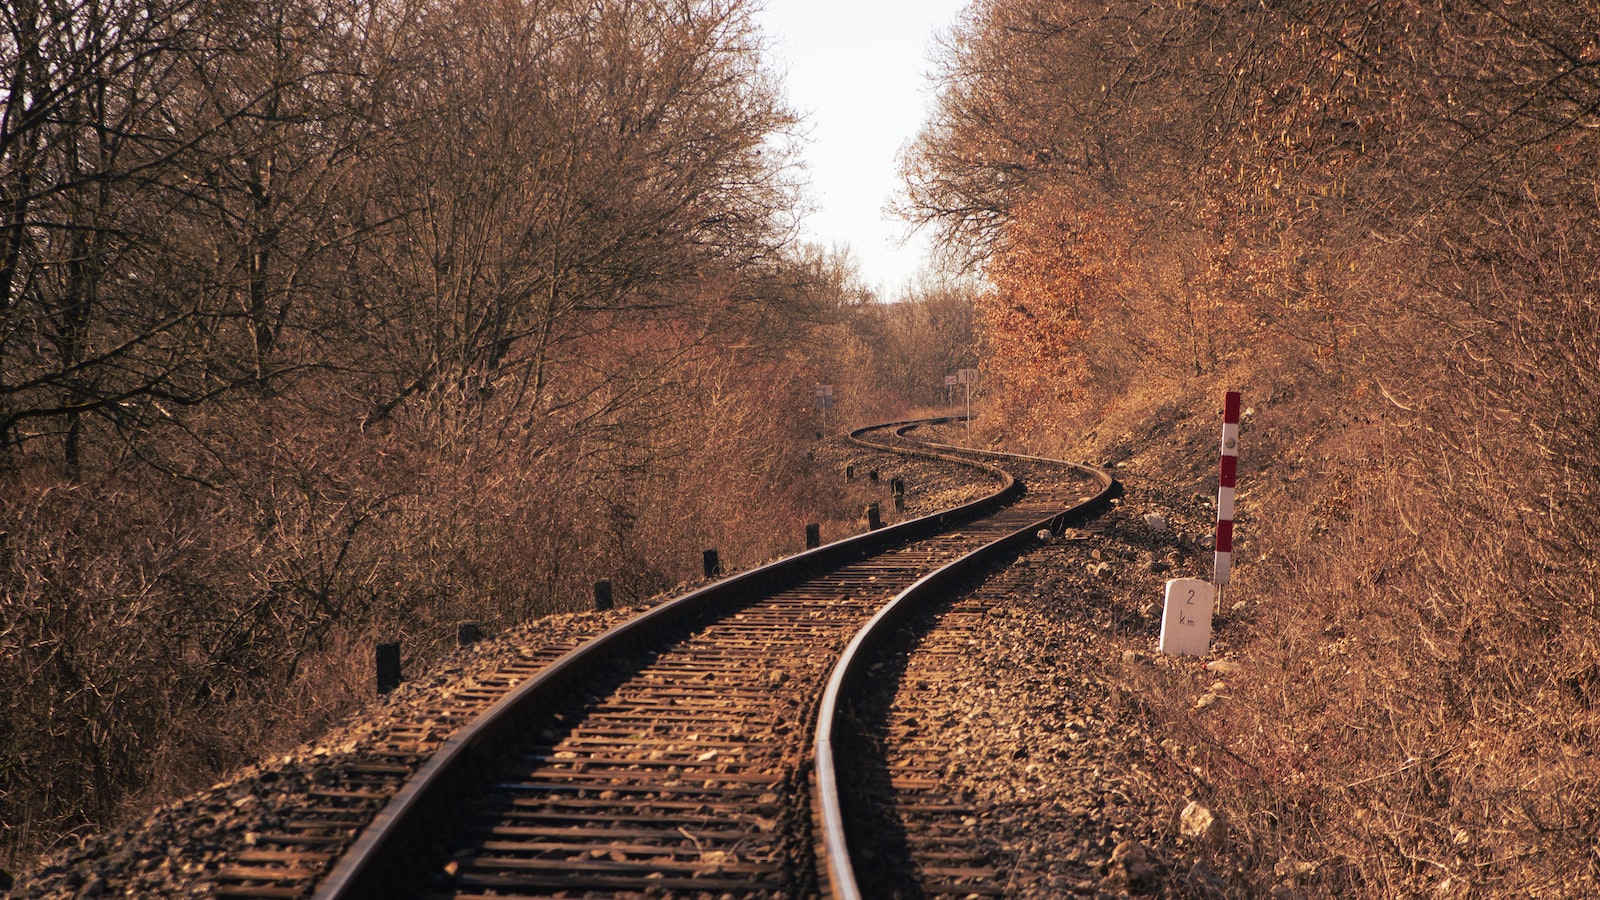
[213, 418, 1113, 899]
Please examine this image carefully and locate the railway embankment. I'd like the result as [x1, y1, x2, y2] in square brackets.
[13, 424, 1234, 899]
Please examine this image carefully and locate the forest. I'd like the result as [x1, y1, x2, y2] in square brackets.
[6, 0, 1600, 893]
[904, 0, 1600, 892]
[0, 0, 975, 866]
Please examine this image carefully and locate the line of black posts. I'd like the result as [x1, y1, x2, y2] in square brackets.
[374, 471, 909, 694]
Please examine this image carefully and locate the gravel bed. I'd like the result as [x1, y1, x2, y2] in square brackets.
[898, 486, 1239, 898]
[9, 610, 629, 899]
[7, 438, 1229, 898]
[835, 442, 1241, 898]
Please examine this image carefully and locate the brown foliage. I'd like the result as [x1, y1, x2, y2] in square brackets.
[907, 0, 1600, 893]
[974, 189, 1127, 438]
[779, 246, 983, 424]
[0, 0, 871, 871]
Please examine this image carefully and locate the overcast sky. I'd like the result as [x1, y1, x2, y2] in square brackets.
[752, 0, 971, 297]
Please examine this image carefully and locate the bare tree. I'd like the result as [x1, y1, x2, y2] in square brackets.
[356, 0, 798, 433]
[1, 0, 824, 869]
[1, 0, 205, 474]
[0, 0, 405, 475]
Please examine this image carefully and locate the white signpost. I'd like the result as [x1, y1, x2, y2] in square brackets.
[955, 368, 978, 425]
[1214, 390, 1241, 591]
[1158, 390, 1240, 658]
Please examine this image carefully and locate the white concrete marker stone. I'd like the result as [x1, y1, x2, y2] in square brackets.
[1159, 577, 1214, 657]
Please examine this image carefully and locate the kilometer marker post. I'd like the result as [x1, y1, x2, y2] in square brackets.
[1158, 390, 1239, 657]
[1214, 390, 1241, 604]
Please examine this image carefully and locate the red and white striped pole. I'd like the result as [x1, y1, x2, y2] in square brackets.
[1214, 391, 1241, 590]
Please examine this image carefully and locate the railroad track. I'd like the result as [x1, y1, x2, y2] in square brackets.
[215, 418, 1112, 899]
[815, 421, 1116, 898]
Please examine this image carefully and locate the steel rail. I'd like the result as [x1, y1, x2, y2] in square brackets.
[312, 419, 1021, 899]
[813, 424, 1115, 899]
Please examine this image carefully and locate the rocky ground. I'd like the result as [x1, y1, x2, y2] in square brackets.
[890, 478, 1247, 898]
[9, 436, 1243, 899]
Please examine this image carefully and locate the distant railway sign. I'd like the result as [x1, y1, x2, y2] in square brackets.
[815, 385, 835, 436]
[815, 384, 835, 410]
[950, 369, 978, 425]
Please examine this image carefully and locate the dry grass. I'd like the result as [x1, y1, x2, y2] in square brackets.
[896, 2, 1600, 892]
[1001, 346, 1600, 897]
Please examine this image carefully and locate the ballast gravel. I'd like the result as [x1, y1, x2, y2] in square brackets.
[9, 437, 1239, 898]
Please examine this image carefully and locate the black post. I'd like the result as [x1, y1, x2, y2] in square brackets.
[703, 549, 722, 579]
[456, 622, 482, 648]
[376, 642, 402, 695]
[845, 464, 855, 481]
[594, 579, 614, 611]
[867, 502, 882, 530]
[805, 522, 821, 549]
[891, 477, 905, 511]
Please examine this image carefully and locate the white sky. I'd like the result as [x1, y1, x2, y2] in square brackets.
[753, 0, 971, 298]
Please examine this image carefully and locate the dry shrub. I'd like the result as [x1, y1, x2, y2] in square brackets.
[0, 457, 323, 858]
[1198, 438, 1600, 896]
[0, 334, 868, 869]
[999, 282, 1600, 894]
[1090, 356, 1600, 896]
[908, 0, 1600, 892]
[1, 0, 823, 871]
